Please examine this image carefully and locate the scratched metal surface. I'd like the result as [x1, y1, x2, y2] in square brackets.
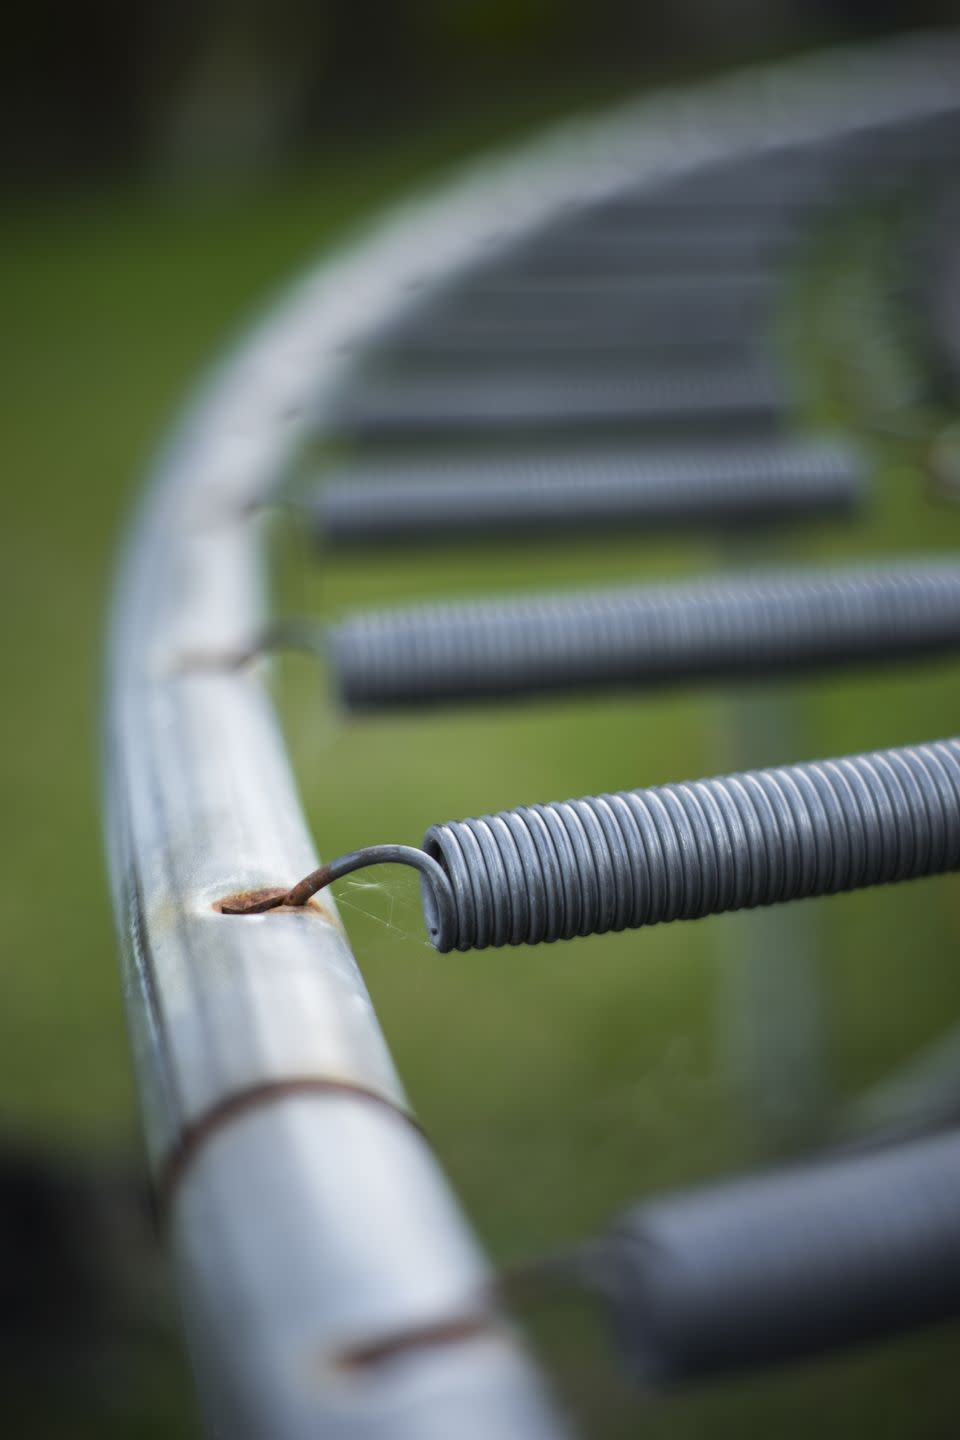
[104, 32, 960, 1438]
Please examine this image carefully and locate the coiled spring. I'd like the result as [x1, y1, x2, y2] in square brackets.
[421, 737, 960, 951]
[332, 559, 960, 709]
[313, 437, 864, 547]
[373, 273, 773, 355]
[330, 361, 785, 441]
[228, 738, 960, 949]
[603, 1125, 960, 1382]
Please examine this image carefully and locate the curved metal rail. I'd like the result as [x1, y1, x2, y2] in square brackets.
[104, 32, 960, 1438]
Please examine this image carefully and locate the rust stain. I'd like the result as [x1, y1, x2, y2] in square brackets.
[334, 1312, 499, 1373]
[170, 645, 258, 674]
[214, 886, 288, 914]
[213, 886, 337, 925]
[158, 1077, 424, 1213]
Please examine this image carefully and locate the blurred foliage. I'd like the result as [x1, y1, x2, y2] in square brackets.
[5, 0, 960, 182]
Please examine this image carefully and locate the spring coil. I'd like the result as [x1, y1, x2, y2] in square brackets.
[378, 274, 774, 352]
[421, 737, 960, 952]
[330, 361, 785, 441]
[315, 437, 864, 547]
[603, 1125, 960, 1382]
[332, 560, 960, 709]
[490, 225, 797, 278]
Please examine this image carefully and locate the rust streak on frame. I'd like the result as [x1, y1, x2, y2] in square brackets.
[334, 1312, 500, 1372]
[157, 1077, 424, 1211]
[213, 886, 340, 922]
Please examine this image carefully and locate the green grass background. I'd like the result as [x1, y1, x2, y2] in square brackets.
[2, 107, 959, 1435]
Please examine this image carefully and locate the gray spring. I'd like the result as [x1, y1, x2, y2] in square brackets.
[378, 279, 773, 354]
[313, 436, 864, 546]
[482, 226, 798, 279]
[421, 737, 960, 952]
[331, 560, 960, 709]
[425, 271, 778, 322]
[364, 318, 773, 363]
[329, 362, 786, 441]
[600, 1124, 960, 1383]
